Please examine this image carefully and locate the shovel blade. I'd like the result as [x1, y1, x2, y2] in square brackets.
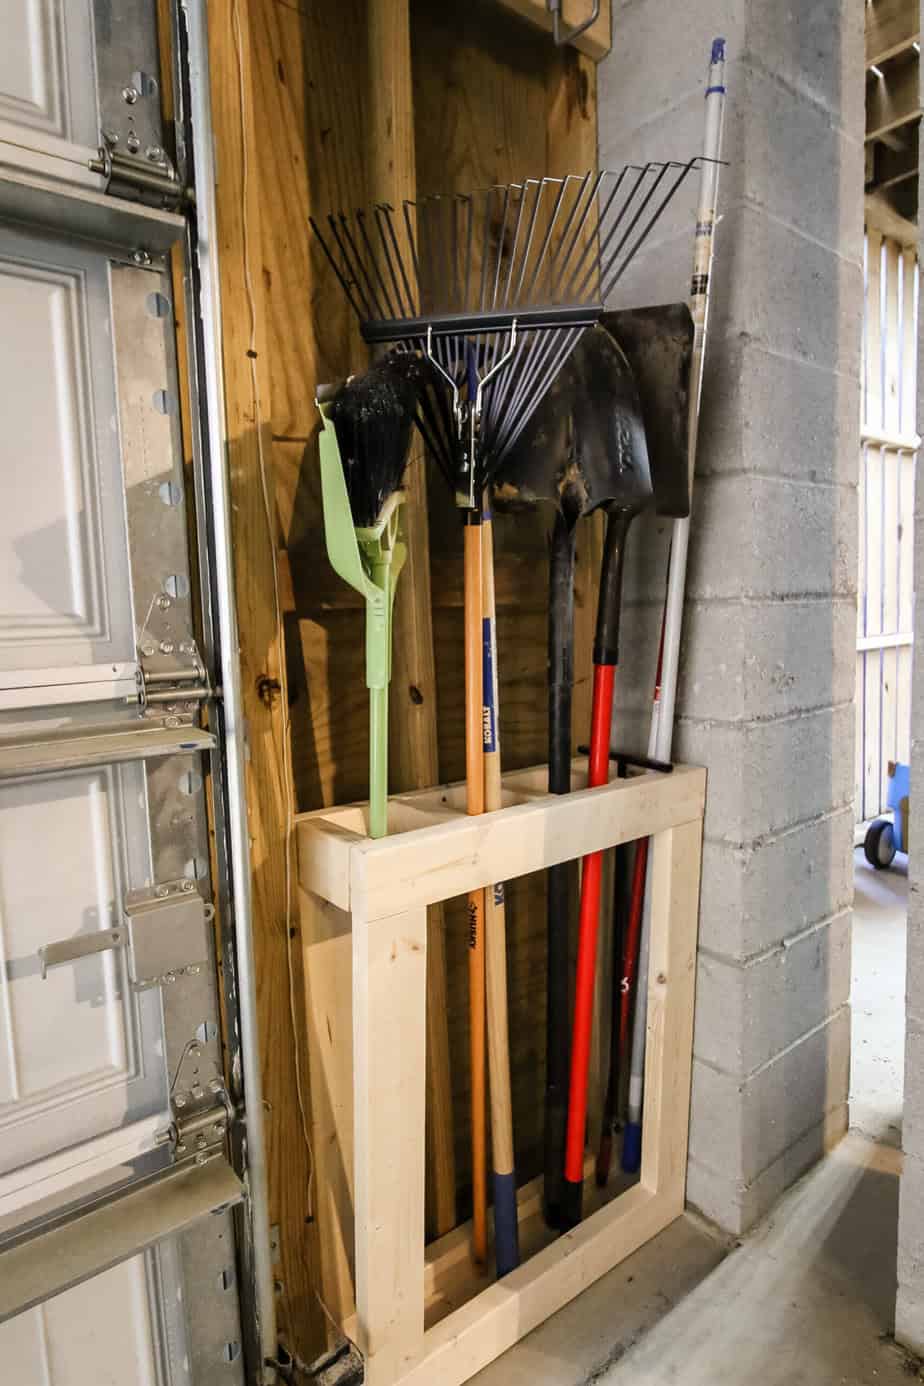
[492, 324, 652, 523]
[601, 304, 694, 519]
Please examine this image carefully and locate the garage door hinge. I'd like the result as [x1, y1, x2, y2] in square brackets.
[136, 648, 211, 712]
[89, 143, 193, 213]
[157, 1038, 233, 1167]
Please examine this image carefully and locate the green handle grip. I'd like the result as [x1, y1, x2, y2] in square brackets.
[316, 400, 406, 839]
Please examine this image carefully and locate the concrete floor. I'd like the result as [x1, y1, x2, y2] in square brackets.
[851, 850, 907, 1149]
[471, 850, 913, 1385]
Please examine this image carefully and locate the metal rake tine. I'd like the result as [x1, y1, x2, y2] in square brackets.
[486, 313, 551, 436]
[510, 179, 549, 310]
[421, 366, 462, 486]
[521, 174, 573, 305]
[544, 170, 605, 301]
[450, 195, 461, 315]
[482, 321, 522, 437]
[600, 159, 699, 299]
[419, 197, 439, 318]
[462, 194, 475, 315]
[492, 320, 578, 456]
[478, 187, 495, 313]
[493, 326, 584, 464]
[337, 212, 387, 319]
[308, 215, 369, 321]
[475, 184, 508, 391]
[490, 325, 559, 454]
[376, 203, 415, 318]
[490, 185, 513, 310]
[373, 205, 408, 318]
[357, 209, 397, 320]
[402, 199, 422, 313]
[574, 161, 668, 300]
[559, 165, 641, 304]
[415, 387, 456, 486]
[500, 181, 530, 308]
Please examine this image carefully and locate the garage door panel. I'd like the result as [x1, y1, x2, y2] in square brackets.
[0, 762, 166, 1174]
[0, 1251, 173, 1386]
[0, 0, 99, 176]
[0, 228, 135, 692]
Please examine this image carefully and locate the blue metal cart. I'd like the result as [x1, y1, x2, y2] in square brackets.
[864, 761, 910, 869]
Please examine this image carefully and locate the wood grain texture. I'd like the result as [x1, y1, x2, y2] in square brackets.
[365, 2, 457, 1241]
[225, 0, 605, 1332]
[206, 0, 319, 1357]
[297, 760, 705, 1386]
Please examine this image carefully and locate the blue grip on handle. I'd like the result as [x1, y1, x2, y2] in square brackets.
[621, 1121, 642, 1173]
[492, 1171, 520, 1278]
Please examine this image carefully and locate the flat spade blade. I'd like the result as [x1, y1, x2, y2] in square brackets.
[601, 304, 694, 519]
[490, 324, 652, 524]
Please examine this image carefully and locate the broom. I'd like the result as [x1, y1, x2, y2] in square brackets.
[316, 361, 417, 839]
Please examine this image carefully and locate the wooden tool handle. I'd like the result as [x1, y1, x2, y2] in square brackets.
[464, 516, 485, 816]
[482, 511, 519, 1276]
[464, 512, 487, 1266]
[468, 886, 487, 1268]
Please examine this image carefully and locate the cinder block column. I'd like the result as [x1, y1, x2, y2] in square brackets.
[896, 100, 924, 1347]
[598, 1, 864, 1233]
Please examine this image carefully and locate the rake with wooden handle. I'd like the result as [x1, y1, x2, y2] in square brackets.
[311, 160, 700, 1266]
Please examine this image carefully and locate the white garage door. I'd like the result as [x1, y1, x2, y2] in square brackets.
[0, 4, 256, 1383]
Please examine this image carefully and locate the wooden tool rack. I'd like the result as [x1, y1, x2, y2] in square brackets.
[296, 759, 705, 1386]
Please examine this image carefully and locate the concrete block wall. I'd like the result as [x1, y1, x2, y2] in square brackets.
[895, 117, 924, 1351]
[598, 1, 863, 1233]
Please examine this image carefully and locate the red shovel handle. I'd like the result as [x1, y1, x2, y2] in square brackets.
[562, 662, 615, 1222]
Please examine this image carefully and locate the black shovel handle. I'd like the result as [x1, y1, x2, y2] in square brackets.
[544, 510, 577, 1227]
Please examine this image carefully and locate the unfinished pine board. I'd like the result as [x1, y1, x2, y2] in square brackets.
[207, 2, 319, 1355]
[297, 762, 705, 1386]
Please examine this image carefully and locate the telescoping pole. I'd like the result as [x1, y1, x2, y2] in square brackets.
[622, 38, 728, 1174]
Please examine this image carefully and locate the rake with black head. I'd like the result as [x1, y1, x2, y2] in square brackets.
[310, 159, 700, 1273]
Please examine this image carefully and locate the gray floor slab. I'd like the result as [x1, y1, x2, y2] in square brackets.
[467, 853, 911, 1384]
[597, 1133, 907, 1386]
[851, 849, 907, 1148]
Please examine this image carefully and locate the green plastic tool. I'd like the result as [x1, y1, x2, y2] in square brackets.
[317, 400, 407, 839]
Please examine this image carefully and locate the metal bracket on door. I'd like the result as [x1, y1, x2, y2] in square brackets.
[156, 1039, 233, 1169]
[135, 650, 211, 714]
[39, 882, 213, 988]
[88, 143, 192, 212]
[38, 927, 126, 979]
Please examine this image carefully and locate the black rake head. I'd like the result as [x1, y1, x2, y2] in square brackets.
[311, 162, 701, 508]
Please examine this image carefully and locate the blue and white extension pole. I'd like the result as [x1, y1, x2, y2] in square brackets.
[622, 38, 728, 1174]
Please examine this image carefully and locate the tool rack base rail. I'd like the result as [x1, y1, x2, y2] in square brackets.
[295, 758, 706, 1386]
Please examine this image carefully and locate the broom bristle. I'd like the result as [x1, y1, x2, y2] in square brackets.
[329, 361, 418, 529]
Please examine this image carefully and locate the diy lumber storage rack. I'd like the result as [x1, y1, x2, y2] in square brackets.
[296, 757, 706, 1386]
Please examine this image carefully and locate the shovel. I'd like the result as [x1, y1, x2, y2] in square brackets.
[492, 323, 652, 1228]
[594, 303, 695, 1187]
